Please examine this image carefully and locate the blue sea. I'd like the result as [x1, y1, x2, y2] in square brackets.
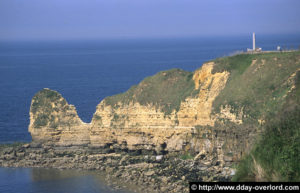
[0, 35, 300, 193]
[0, 167, 131, 193]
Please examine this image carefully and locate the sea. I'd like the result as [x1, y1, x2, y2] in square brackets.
[0, 34, 300, 193]
[0, 167, 130, 193]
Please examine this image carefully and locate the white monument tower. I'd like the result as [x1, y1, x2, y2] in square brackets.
[253, 32, 256, 51]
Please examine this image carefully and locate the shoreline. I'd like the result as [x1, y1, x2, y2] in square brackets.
[0, 143, 235, 193]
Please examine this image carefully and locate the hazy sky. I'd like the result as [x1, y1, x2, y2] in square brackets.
[1, 0, 300, 40]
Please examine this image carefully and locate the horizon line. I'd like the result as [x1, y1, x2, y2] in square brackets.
[1, 32, 300, 42]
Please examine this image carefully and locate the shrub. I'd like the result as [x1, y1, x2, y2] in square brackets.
[233, 107, 300, 182]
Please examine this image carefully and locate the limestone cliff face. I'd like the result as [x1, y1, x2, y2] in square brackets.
[28, 51, 300, 167]
[89, 62, 231, 156]
[177, 62, 230, 126]
[29, 62, 230, 153]
[29, 88, 90, 146]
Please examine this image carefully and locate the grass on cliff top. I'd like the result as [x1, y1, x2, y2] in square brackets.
[31, 88, 65, 114]
[212, 51, 300, 120]
[233, 71, 300, 182]
[31, 88, 67, 128]
[104, 69, 197, 114]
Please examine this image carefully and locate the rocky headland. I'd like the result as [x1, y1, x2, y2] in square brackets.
[1, 51, 300, 191]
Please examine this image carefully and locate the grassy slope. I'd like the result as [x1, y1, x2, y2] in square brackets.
[213, 51, 300, 121]
[233, 71, 300, 181]
[104, 69, 197, 114]
[211, 51, 300, 182]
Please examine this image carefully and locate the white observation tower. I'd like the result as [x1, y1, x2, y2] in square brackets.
[247, 32, 261, 52]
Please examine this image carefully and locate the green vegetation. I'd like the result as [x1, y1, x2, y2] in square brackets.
[233, 69, 300, 182]
[213, 51, 300, 120]
[210, 51, 300, 182]
[31, 89, 66, 128]
[180, 152, 194, 160]
[233, 108, 300, 182]
[104, 69, 197, 114]
[31, 88, 63, 114]
[34, 114, 49, 127]
[212, 54, 254, 74]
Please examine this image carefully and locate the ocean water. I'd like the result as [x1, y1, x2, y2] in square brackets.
[0, 167, 131, 193]
[0, 35, 300, 143]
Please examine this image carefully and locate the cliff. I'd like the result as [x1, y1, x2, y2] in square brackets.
[28, 51, 300, 166]
[29, 88, 90, 146]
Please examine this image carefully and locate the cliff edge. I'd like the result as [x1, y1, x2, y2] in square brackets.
[28, 51, 300, 168]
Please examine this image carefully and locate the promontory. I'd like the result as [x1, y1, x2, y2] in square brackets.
[1, 51, 300, 192]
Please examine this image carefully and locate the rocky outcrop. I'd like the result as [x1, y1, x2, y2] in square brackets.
[28, 62, 234, 157]
[28, 50, 300, 165]
[29, 88, 90, 146]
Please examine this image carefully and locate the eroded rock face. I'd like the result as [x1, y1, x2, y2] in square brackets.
[28, 62, 239, 161]
[90, 62, 230, 154]
[29, 88, 90, 146]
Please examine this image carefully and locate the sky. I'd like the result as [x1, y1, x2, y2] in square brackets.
[0, 0, 300, 40]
